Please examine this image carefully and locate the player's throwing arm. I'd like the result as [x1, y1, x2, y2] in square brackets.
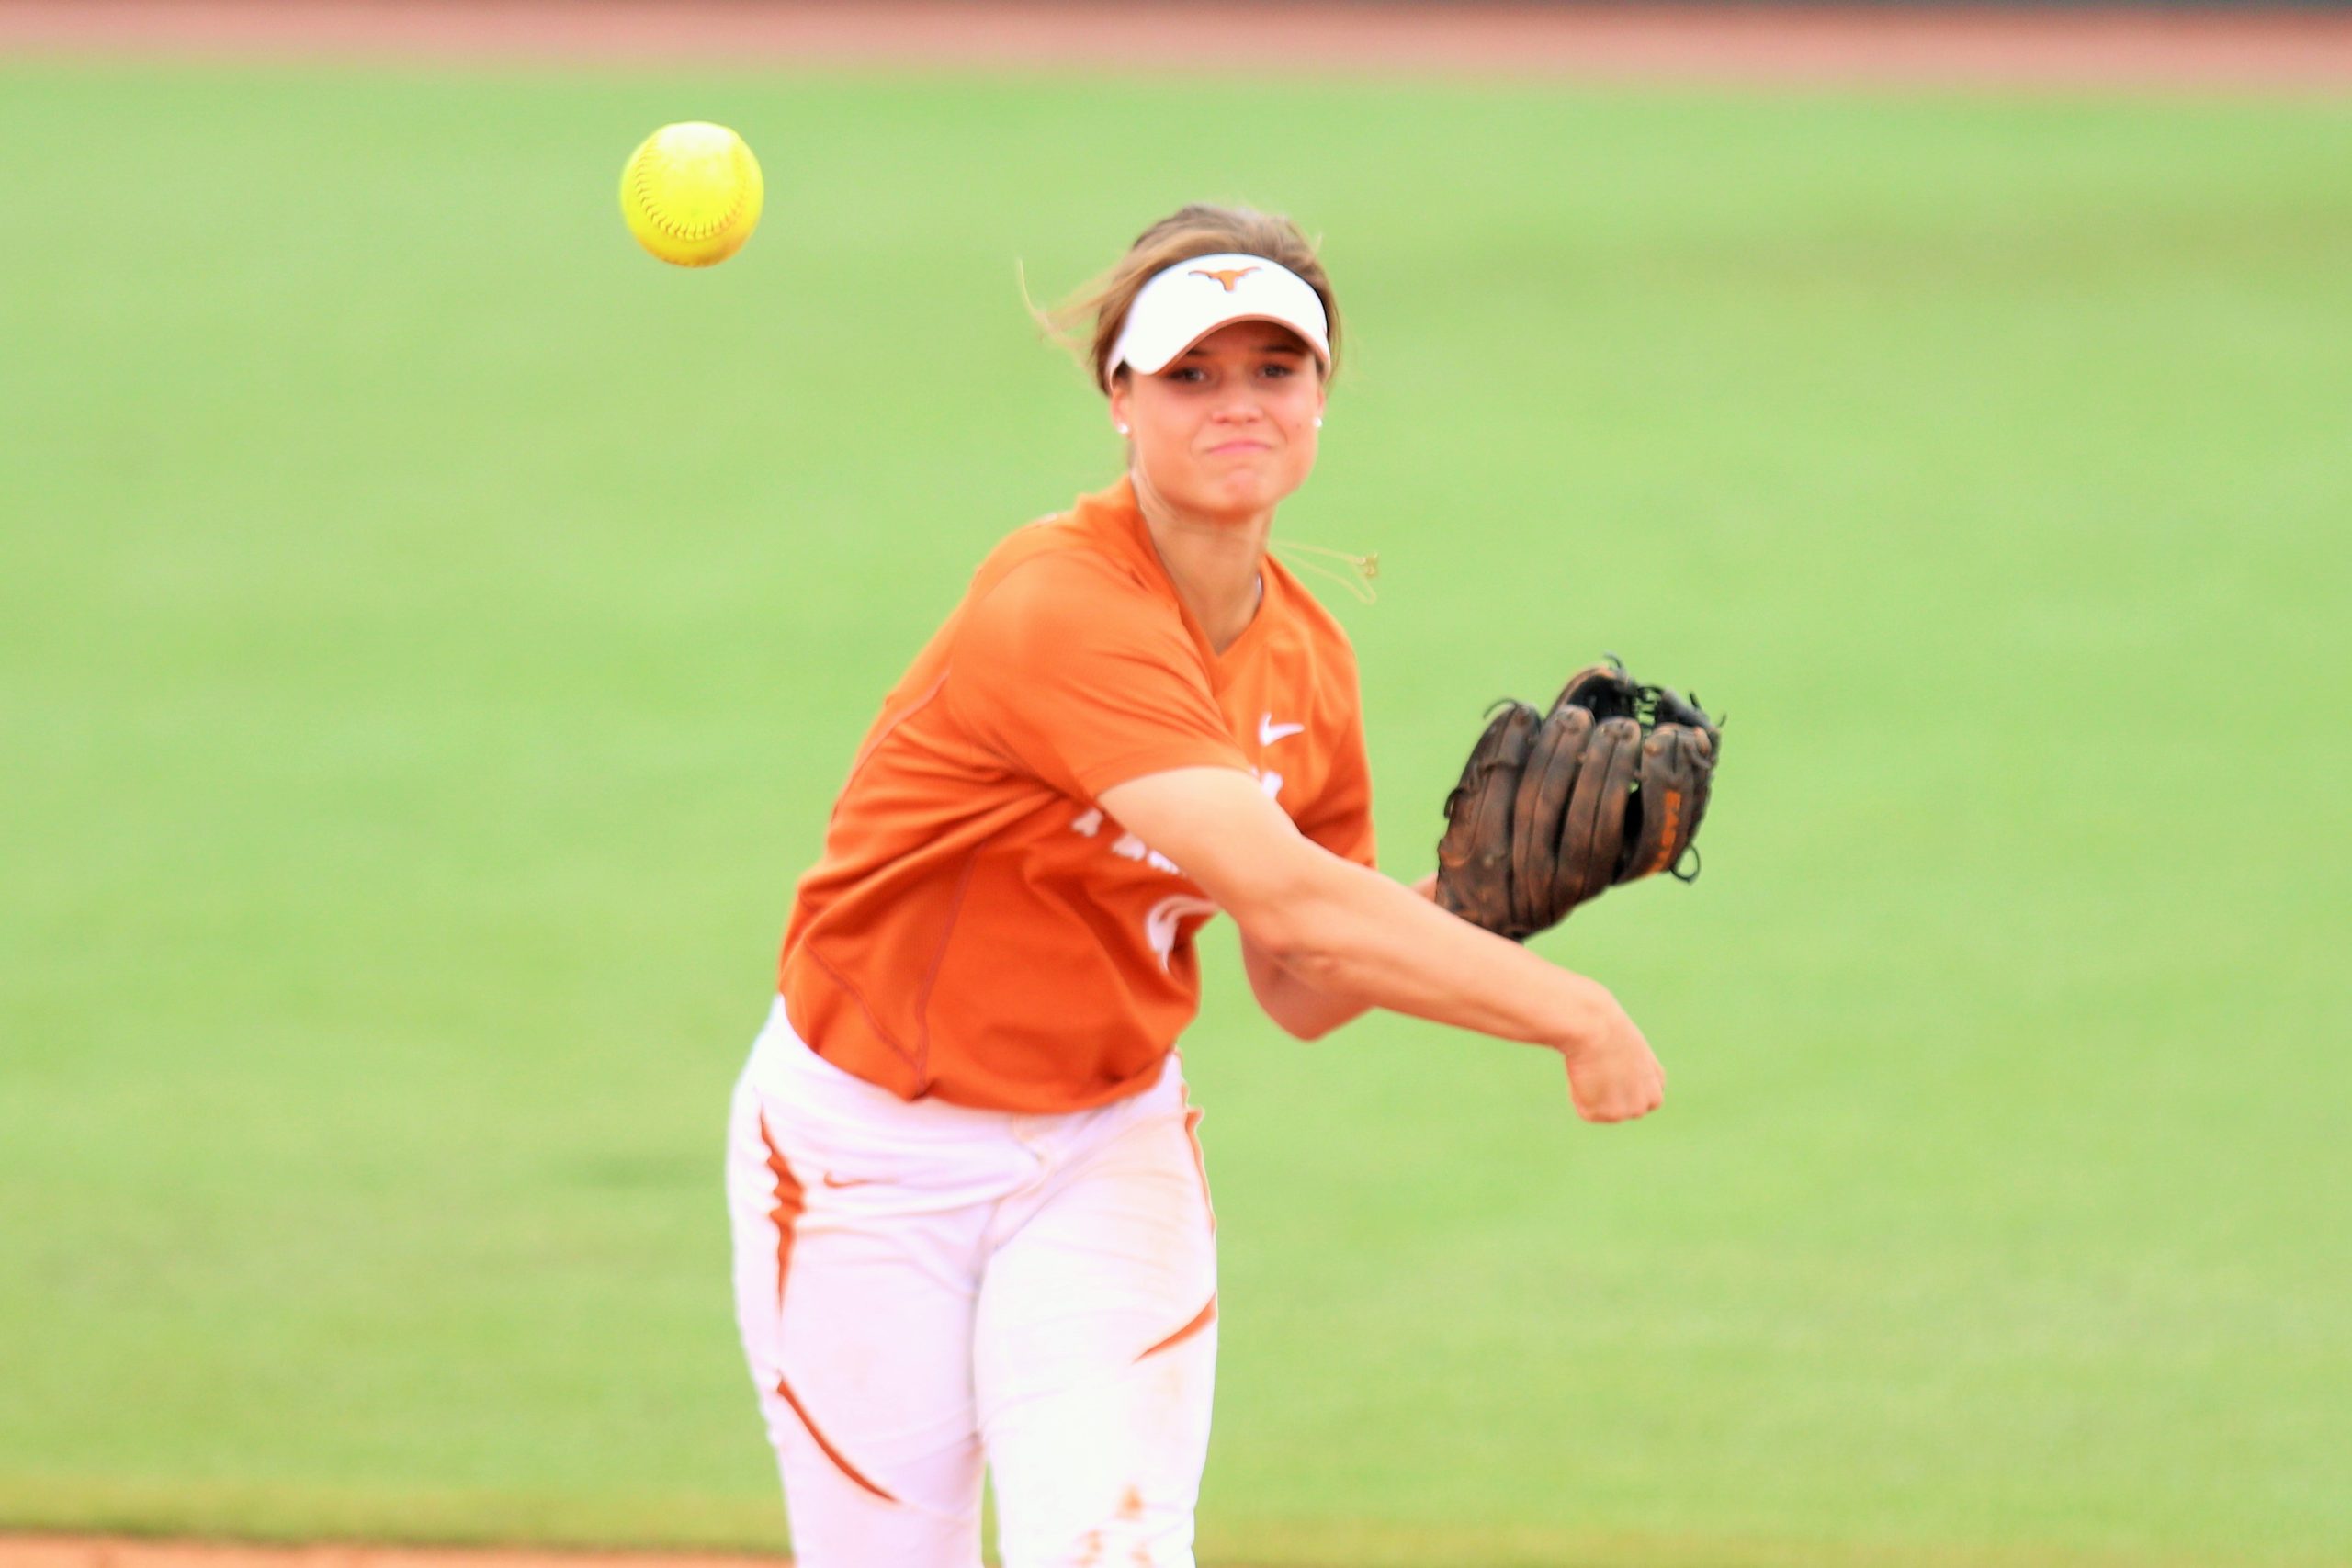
[1098, 766, 1665, 1123]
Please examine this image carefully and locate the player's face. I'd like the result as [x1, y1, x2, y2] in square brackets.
[1112, 321, 1326, 522]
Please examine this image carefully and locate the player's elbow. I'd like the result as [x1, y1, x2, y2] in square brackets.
[1280, 1010, 1341, 1044]
[1229, 884, 1340, 979]
[1258, 976, 1333, 1042]
[1231, 884, 1355, 996]
[1233, 902, 1314, 973]
[1242, 943, 1352, 1043]
[1202, 822, 1364, 986]
[1276, 942, 1358, 1005]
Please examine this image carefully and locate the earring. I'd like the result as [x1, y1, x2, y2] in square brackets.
[1313, 417, 1325, 428]
[1115, 423, 1130, 435]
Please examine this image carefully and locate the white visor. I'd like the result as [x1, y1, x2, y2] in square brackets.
[1107, 253, 1330, 378]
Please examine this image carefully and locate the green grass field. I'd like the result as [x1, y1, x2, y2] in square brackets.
[4, 58, 2349, 1568]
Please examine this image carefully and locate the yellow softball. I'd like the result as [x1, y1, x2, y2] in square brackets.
[619, 122, 763, 268]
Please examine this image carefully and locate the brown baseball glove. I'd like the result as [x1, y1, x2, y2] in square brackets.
[1434, 656, 1721, 941]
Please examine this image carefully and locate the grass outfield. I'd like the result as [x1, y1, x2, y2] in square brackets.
[3, 58, 2349, 1568]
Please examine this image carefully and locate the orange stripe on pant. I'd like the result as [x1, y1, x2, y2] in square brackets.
[1180, 1089, 1216, 1235]
[1135, 1292, 1218, 1363]
[758, 1111, 899, 1506]
[775, 1373, 900, 1504]
[758, 1111, 805, 1311]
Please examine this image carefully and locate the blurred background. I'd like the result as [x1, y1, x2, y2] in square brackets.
[3, 4, 2348, 1566]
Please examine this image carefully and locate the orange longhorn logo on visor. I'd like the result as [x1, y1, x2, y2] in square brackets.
[1188, 265, 1261, 292]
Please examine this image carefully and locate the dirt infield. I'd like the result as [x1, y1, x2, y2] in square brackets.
[0, 1541, 786, 1568]
[3, 0, 2350, 88]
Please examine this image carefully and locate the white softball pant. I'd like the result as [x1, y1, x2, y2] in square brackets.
[725, 998, 1219, 1568]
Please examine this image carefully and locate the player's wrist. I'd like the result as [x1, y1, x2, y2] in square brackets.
[1544, 974, 1624, 1060]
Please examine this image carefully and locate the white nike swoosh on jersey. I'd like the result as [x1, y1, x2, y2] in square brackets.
[1259, 714, 1306, 746]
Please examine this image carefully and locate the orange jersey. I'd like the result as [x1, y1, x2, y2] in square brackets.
[777, 475, 1376, 1113]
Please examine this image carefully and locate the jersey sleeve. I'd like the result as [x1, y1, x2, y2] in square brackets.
[1295, 690, 1378, 870]
[944, 552, 1252, 802]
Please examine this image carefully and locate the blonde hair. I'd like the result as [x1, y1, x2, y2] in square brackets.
[1031, 203, 1342, 395]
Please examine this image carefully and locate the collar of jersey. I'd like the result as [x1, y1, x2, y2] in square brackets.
[1080, 474, 1283, 682]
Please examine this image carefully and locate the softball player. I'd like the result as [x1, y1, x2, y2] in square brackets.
[725, 203, 1664, 1568]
